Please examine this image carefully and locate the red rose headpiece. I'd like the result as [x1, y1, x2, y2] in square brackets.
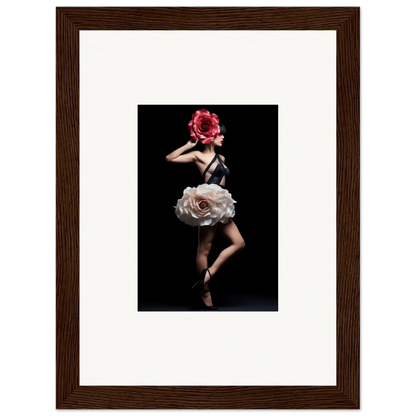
[188, 108, 220, 144]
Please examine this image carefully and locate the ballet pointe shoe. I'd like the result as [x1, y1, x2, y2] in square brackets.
[198, 289, 218, 311]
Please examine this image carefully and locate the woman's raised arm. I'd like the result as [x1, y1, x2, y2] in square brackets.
[165, 139, 198, 163]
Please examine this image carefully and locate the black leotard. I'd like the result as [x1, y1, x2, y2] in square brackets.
[202, 153, 230, 187]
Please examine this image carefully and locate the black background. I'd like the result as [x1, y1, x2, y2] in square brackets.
[138, 105, 278, 311]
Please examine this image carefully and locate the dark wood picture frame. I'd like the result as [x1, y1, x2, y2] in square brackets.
[56, 7, 359, 409]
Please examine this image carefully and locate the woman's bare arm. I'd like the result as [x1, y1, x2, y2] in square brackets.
[165, 139, 198, 163]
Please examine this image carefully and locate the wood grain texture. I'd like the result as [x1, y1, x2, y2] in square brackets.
[56, 7, 359, 409]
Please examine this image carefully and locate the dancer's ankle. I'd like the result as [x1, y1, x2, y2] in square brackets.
[204, 268, 212, 284]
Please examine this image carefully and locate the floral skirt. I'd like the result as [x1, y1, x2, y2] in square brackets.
[174, 183, 236, 227]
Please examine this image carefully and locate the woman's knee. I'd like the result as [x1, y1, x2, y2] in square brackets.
[198, 241, 212, 256]
[235, 238, 245, 251]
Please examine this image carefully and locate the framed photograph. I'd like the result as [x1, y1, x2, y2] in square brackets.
[56, 7, 359, 409]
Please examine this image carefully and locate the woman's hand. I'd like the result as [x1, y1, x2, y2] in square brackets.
[186, 138, 197, 148]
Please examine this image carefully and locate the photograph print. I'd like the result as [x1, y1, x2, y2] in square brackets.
[138, 105, 278, 311]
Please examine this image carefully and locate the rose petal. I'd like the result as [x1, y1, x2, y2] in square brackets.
[175, 182, 235, 227]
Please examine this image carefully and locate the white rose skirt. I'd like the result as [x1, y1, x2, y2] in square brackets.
[174, 183, 236, 227]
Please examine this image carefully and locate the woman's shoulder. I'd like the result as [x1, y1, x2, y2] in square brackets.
[218, 154, 225, 162]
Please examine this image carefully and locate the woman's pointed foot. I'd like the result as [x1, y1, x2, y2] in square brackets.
[201, 285, 213, 306]
[200, 288, 218, 310]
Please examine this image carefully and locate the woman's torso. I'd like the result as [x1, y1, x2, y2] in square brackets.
[195, 153, 230, 187]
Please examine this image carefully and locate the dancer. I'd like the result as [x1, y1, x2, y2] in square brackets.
[165, 109, 245, 310]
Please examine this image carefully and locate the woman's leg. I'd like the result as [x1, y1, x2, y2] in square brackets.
[196, 224, 218, 306]
[208, 219, 245, 278]
[196, 223, 218, 277]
